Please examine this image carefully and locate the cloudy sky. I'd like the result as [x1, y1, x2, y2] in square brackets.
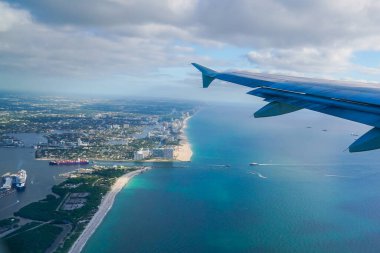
[2, 0, 380, 101]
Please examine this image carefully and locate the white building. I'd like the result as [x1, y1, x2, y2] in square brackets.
[77, 138, 88, 147]
[133, 149, 151, 160]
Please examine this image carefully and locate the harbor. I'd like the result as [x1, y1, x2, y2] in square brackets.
[0, 147, 86, 220]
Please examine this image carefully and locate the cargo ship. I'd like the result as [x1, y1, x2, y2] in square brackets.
[49, 159, 90, 166]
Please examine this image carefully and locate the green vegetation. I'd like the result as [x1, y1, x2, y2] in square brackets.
[55, 222, 86, 253]
[4, 224, 63, 253]
[128, 138, 158, 150]
[15, 171, 124, 223]
[4, 222, 42, 238]
[0, 217, 20, 234]
[14, 195, 61, 221]
[36, 145, 134, 160]
[0, 217, 19, 227]
[6, 166, 139, 253]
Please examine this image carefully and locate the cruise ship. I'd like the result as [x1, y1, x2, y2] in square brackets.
[15, 169, 27, 191]
[1, 169, 27, 191]
[49, 159, 90, 166]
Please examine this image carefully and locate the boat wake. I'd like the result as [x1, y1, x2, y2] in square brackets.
[325, 174, 352, 178]
[210, 164, 231, 168]
[249, 171, 267, 179]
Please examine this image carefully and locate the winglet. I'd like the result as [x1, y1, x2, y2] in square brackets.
[191, 63, 218, 88]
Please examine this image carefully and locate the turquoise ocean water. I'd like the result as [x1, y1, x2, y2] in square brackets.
[82, 104, 380, 253]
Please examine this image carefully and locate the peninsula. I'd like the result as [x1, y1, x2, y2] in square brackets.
[68, 167, 151, 253]
[0, 165, 150, 253]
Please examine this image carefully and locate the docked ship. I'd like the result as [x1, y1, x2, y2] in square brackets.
[49, 159, 90, 166]
[1, 169, 27, 192]
[14, 169, 27, 191]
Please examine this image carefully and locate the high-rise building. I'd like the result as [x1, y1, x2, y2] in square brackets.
[133, 149, 151, 160]
[152, 148, 174, 159]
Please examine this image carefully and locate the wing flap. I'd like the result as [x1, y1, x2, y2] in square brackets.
[254, 101, 302, 118]
[248, 88, 380, 128]
[248, 88, 380, 116]
[349, 128, 380, 152]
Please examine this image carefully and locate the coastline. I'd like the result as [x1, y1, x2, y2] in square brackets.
[68, 167, 151, 253]
[68, 116, 193, 252]
[36, 116, 194, 163]
[174, 116, 193, 162]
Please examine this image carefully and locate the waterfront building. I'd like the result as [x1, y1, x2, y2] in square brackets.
[152, 147, 174, 159]
[133, 149, 151, 160]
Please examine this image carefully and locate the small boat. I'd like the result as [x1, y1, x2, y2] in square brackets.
[212, 164, 231, 168]
[249, 162, 260, 166]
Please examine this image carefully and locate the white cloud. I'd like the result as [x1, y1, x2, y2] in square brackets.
[247, 47, 353, 75]
[2, 0, 380, 97]
[0, 3, 201, 78]
[0, 1, 29, 32]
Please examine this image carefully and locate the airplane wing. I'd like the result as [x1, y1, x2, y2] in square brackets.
[192, 63, 380, 152]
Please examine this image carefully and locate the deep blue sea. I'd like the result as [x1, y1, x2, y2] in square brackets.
[82, 103, 380, 253]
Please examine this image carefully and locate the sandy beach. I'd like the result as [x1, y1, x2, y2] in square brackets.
[174, 116, 193, 162]
[68, 167, 151, 253]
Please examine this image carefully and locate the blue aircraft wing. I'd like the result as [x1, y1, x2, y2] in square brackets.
[192, 63, 380, 152]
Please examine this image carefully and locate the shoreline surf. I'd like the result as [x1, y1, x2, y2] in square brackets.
[68, 167, 151, 253]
